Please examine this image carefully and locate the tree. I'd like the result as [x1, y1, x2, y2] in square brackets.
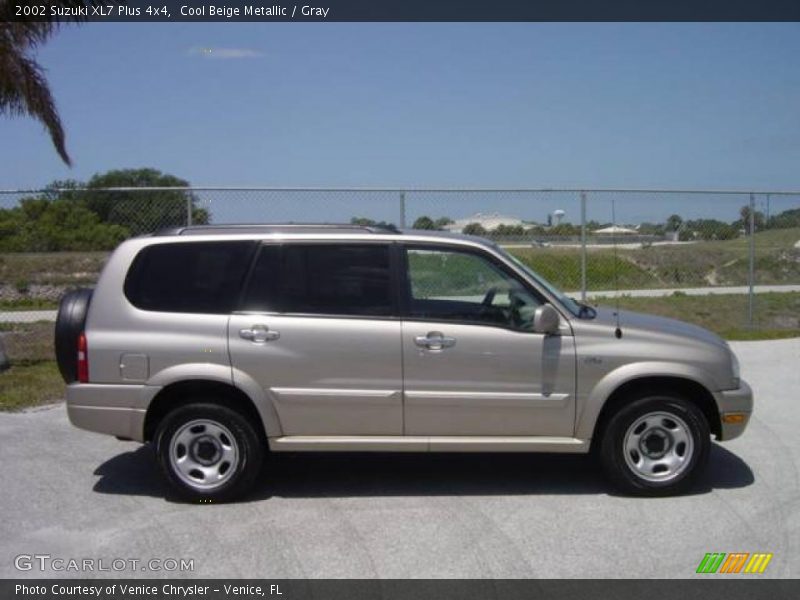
[434, 217, 453, 229]
[526, 224, 546, 235]
[462, 222, 486, 236]
[637, 222, 665, 236]
[492, 224, 525, 237]
[548, 223, 580, 237]
[75, 168, 209, 235]
[0, 195, 127, 251]
[768, 208, 800, 229]
[0, 168, 211, 251]
[738, 205, 765, 234]
[678, 219, 738, 242]
[412, 215, 453, 230]
[666, 214, 683, 231]
[0, 1, 101, 165]
[412, 216, 436, 230]
[349, 216, 397, 231]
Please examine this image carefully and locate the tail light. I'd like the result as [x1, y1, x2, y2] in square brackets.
[77, 333, 88, 383]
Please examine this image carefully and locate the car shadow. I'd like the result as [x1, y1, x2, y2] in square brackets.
[92, 442, 754, 502]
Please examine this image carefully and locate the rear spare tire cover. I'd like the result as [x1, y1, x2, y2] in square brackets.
[54, 288, 93, 383]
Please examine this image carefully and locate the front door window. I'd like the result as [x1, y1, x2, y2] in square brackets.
[405, 247, 542, 330]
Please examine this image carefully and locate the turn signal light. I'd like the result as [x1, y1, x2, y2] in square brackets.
[721, 413, 747, 424]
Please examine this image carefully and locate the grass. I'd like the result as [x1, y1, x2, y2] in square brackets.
[594, 291, 800, 340]
[509, 247, 653, 290]
[0, 321, 56, 362]
[0, 320, 63, 411]
[507, 226, 800, 291]
[721, 329, 800, 341]
[0, 361, 64, 411]
[0, 251, 107, 286]
[0, 298, 59, 310]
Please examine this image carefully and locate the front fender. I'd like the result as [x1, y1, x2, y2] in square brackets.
[575, 361, 719, 440]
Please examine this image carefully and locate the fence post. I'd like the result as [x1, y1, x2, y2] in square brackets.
[748, 193, 755, 328]
[186, 194, 193, 227]
[399, 191, 406, 229]
[580, 191, 587, 301]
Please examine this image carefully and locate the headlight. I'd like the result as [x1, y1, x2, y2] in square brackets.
[730, 349, 740, 389]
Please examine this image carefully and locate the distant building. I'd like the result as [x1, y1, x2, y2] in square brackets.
[593, 225, 638, 235]
[445, 212, 525, 233]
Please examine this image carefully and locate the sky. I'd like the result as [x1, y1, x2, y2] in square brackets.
[2, 22, 800, 224]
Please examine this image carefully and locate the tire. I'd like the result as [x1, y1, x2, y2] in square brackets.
[155, 403, 264, 502]
[54, 288, 93, 383]
[599, 394, 710, 496]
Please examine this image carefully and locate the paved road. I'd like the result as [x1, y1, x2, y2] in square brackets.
[582, 284, 800, 298]
[1, 339, 798, 579]
[0, 310, 57, 323]
[3, 284, 800, 323]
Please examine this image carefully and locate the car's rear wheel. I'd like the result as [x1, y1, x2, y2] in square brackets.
[155, 403, 264, 502]
[600, 394, 710, 496]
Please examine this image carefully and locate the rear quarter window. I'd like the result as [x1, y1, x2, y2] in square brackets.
[124, 241, 255, 313]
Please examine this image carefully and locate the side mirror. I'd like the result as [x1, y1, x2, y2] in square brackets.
[533, 303, 560, 335]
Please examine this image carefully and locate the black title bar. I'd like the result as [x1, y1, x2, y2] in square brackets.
[6, 0, 800, 22]
[4, 580, 800, 600]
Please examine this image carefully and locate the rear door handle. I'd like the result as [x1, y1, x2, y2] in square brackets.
[239, 324, 280, 343]
[414, 331, 456, 351]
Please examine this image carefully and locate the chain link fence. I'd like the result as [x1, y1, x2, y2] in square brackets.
[1, 187, 799, 364]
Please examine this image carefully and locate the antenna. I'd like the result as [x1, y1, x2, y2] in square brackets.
[611, 198, 622, 339]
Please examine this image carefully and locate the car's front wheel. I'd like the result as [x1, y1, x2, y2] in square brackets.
[600, 394, 710, 496]
[155, 403, 264, 502]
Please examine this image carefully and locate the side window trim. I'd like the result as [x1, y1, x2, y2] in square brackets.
[398, 242, 546, 331]
[234, 241, 281, 313]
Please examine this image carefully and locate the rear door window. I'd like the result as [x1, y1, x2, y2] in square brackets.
[241, 243, 394, 317]
[124, 241, 254, 313]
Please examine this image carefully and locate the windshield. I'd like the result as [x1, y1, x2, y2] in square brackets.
[495, 246, 584, 317]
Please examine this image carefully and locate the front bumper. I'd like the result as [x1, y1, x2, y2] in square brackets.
[66, 383, 160, 442]
[714, 379, 753, 441]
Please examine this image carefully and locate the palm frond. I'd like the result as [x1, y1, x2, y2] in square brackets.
[0, 1, 112, 165]
[0, 38, 70, 164]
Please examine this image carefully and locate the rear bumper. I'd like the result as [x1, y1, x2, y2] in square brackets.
[714, 379, 753, 441]
[66, 383, 160, 442]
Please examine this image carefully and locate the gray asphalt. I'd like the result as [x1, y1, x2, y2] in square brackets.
[1, 339, 798, 579]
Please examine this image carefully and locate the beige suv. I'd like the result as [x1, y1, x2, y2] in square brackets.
[56, 225, 752, 501]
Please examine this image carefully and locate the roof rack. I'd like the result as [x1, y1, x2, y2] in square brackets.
[153, 223, 401, 236]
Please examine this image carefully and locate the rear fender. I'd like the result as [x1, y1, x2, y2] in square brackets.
[146, 363, 282, 437]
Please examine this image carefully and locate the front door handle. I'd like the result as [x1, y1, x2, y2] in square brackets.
[239, 324, 280, 343]
[414, 331, 456, 351]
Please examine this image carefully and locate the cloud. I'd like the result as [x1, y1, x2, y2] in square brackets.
[187, 47, 264, 60]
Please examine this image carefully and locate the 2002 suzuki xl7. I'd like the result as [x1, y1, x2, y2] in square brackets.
[56, 224, 752, 501]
